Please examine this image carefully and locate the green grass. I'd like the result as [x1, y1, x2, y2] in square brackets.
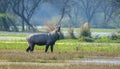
[95, 38, 120, 43]
[0, 39, 120, 52]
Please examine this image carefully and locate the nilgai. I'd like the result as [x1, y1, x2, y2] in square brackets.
[26, 25, 60, 52]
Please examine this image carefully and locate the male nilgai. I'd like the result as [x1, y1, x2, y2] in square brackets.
[26, 25, 60, 52]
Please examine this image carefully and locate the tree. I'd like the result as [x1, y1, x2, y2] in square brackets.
[57, 0, 69, 25]
[111, 0, 120, 28]
[0, 0, 18, 31]
[66, 0, 79, 27]
[46, 0, 69, 25]
[77, 0, 102, 23]
[0, 0, 10, 31]
[112, 0, 120, 8]
[10, 0, 42, 31]
[100, 0, 115, 28]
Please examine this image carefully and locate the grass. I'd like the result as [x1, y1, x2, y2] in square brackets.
[0, 31, 120, 69]
[0, 42, 119, 69]
[0, 63, 120, 69]
[95, 38, 120, 43]
[0, 50, 120, 69]
[0, 38, 119, 65]
[0, 50, 83, 62]
[0, 39, 120, 52]
[0, 39, 119, 62]
[0, 50, 120, 62]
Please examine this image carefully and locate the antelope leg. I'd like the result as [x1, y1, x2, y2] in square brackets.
[45, 45, 49, 52]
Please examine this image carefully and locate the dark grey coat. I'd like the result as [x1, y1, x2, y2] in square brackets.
[26, 26, 60, 52]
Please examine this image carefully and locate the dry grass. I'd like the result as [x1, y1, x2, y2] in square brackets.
[0, 50, 83, 62]
[0, 50, 120, 62]
[0, 63, 120, 69]
[0, 50, 120, 69]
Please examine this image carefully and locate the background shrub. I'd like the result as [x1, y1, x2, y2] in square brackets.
[67, 28, 76, 39]
[79, 22, 93, 42]
[80, 23, 91, 37]
[80, 37, 94, 42]
[110, 33, 118, 40]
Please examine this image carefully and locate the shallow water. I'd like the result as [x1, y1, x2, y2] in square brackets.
[64, 32, 119, 36]
[67, 58, 120, 65]
[0, 32, 119, 40]
[0, 37, 25, 40]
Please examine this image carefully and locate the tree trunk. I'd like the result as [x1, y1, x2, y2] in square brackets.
[58, 0, 69, 25]
[7, 17, 18, 32]
[22, 20, 25, 31]
[23, 16, 37, 32]
[1, 17, 10, 31]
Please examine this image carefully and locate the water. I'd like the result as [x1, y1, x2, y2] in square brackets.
[0, 32, 119, 40]
[91, 32, 112, 36]
[63, 32, 117, 36]
[0, 37, 25, 40]
[67, 58, 120, 65]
